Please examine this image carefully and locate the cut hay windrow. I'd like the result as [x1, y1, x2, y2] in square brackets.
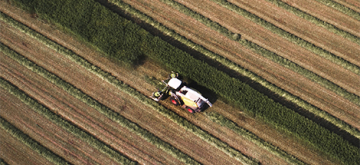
[0, 116, 70, 165]
[205, 112, 306, 165]
[2, 1, 360, 164]
[0, 6, 259, 165]
[209, 0, 360, 68]
[0, 44, 200, 165]
[157, 0, 360, 106]
[263, 0, 360, 44]
[314, 0, 360, 21]
[106, 0, 360, 139]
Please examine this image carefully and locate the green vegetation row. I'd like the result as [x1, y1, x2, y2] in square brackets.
[314, 0, 360, 21]
[0, 116, 70, 165]
[107, 0, 360, 139]
[205, 112, 306, 165]
[0, 44, 199, 165]
[264, 0, 360, 44]
[158, 0, 360, 106]
[0, 12, 258, 165]
[0, 78, 137, 165]
[4, 0, 359, 164]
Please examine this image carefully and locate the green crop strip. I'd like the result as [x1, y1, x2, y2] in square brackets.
[0, 117, 70, 165]
[0, 78, 137, 165]
[205, 112, 306, 165]
[0, 44, 200, 165]
[157, 0, 360, 106]
[3, 0, 360, 164]
[106, 0, 360, 139]
[314, 0, 360, 21]
[264, 0, 360, 44]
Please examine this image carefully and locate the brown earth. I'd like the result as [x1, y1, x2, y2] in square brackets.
[0, 15, 277, 165]
[283, 0, 360, 37]
[0, 0, 352, 165]
[0, 88, 114, 165]
[0, 18, 284, 165]
[174, 0, 360, 96]
[326, 0, 360, 14]
[230, 0, 360, 65]
[117, 0, 360, 130]
[0, 127, 53, 165]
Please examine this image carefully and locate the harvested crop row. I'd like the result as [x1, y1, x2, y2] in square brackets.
[314, 0, 360, 20]
[205, 112, 305, 165]
[0, 4, 259, 164]
[160, 0, 360, 105]
[0, 52, 182, 165]
[0, 86, 120, 165]
[263, 0, 360, 43]
[108, 0, 360, 138]
[0, 6, 308, 164]
[0, 77, 137, 165]
[0, 116, 70, 165]
[211, 0, 360, 75]
[3, 1, 359, 164]
[0, 44, 201, 165]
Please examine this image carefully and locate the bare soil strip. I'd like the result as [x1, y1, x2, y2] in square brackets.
[0, 55, 181, 165]
[283, 0, 360, 37]
[0, 88, 106, 165]
[334, 0, 360, 12]
[0, 127, 53, 165]
[0, 28, 253, 165]
[117, 0, 360, 130]
[229, 0, 360, 64]
[174, 0, 360, 97]
[0, 2, 346, 164]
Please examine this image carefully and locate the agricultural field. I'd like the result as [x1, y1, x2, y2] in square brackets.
[0, 0, 359, 164]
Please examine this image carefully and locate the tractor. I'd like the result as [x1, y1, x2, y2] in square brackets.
[151, 72, 212, 113]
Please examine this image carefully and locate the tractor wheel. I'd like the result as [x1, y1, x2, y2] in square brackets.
[187, 108, 194, 113]
[153, 91, 161, 98]
[170, 97, 179, 105]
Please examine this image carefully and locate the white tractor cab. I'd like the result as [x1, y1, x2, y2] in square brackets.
[151, 72, 212, 113]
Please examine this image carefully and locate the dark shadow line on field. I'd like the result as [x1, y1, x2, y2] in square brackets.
[95, 0, 360, 147]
